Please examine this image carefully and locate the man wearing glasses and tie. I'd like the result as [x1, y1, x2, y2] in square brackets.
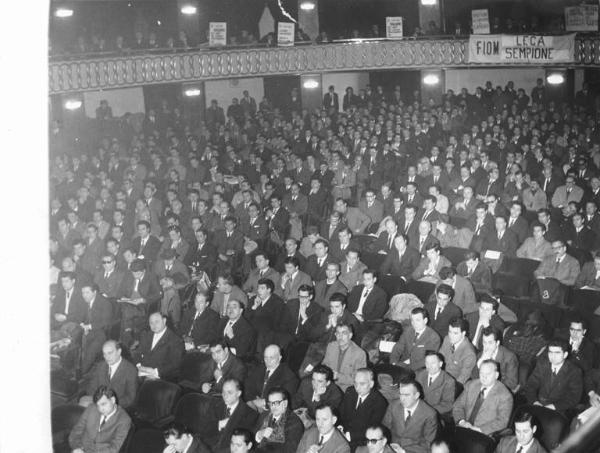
[254, 387, 304, 453]
[355, 425, 394, 453]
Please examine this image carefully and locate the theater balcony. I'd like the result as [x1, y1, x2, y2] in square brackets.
[49, 35, 600, 95]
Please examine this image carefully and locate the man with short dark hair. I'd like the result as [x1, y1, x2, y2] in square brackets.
[439, 317, 476, 385]
[230, 428, 254, 453]
[200, 340, 246, 395]
[390, 307, 441, 372]
[471, 327, 518, 393]
[292, 365, 343, 423]
[465, 296, 505, 350]
[162, 421, 211, 453]
[495, 410, 547, 453]
[69, 386, 132, 453]
[80, 283, 113, 374]
[524, 339, 583, 413]
[416, 351, 456, 416]
[424, 284, 462, 339]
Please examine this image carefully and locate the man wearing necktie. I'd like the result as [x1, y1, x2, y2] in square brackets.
[453, 360, 513, 435]
[382, 380, 438, 453]
[68, 386, 132, 453]
[523, 340, 583, 414]
[415, 351, 456, 416]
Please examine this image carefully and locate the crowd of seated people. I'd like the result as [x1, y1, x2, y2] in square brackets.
[50, 75, 600, 452]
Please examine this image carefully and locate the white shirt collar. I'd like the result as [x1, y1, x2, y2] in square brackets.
[428, 371, 441, 382]
[152, 328, 167, 348]
[109, 358, 122, 376]
[319, 428, 336, 444]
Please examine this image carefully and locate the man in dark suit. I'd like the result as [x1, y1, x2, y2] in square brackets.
[368, 218, 399, 255]
[133, 311, 185, 381]
[564, 212, 597, 252]
[482, 216, 519, 258]
[339, 368, 388, 450]
[254, 387, 304, 453]
[452, 360, 513, 435]
[94, 254, 124, 299]
[524, 339, 583, 414]
[566, 317, 597, 374]
[52, 271, 87, 331]
[267, 195, 290, 240]
[390, 307, 441, 372]
[304, 239, 332, 283]
[346, 269, 388, 341]
[465, 296, 505, 351]
[218, 299, 257, 359]
[163, 422, 212, 453]
[214, 216, 245, 268]
[379, 234, 421, 281]
[439, 317, 477, 385]
[307, 178, 328, 226]
[471, 327, 519, 393]
[246, 279, 290, 353]
[274, 239, 307, 274]
[245, 345, 299, 413]
[424, 284, 462, 339]
[495, 410, 548, 453]
[179, 291, 221, 348]
[507, 203, 530, 245]
[323, 85, 340, 112]
[200, 340, 247, 394]
[416, 351, 456, 417]
[285, 284, 325, 344]
[292, 365, 344, 421]
[82, 340, 138, 409]
[206, 378, 258, 453]
[69, 386, 132, 453]
[184, 228, 218, 279]
[117, 259, 161, 346]
[80, 284, 113, 374]
[131, 220, 161, 266]
[241, 203, 269, 248]
[383, 379, 439, 453]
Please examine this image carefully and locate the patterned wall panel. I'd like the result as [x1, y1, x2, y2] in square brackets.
[49, 38, 599, 94]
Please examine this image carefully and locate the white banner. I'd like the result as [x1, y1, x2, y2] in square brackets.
[471, 9, 490, 34]
[386, 17, 404, 39]
[277, 22, 295, 47]
[565, 5, 599, 31]
[468, 34, 576, 64]
[209, 22, 227, 46]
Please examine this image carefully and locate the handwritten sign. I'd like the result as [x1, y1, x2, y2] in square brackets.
[209, 22, 227, 46]
[471, 9, 490, 34]
[277, 22, 295, 47]
[386, 17, 404, 39]
[565, 5, 598, 32]
[468, 34, 575, 64]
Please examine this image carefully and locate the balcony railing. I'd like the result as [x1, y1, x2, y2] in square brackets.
[49, 35, 600, 94]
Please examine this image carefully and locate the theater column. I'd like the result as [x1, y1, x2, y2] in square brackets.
[419, 0, 444, 34]
[298, 0, 319, 41]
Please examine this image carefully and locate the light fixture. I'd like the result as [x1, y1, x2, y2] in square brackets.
[303, 80, 319, 89]
[546, 73, 565, 85]
[54, 8, 74, 18]
[421, 0, 437, 5]
[64, 99, 82, 110]
[423, 74, 440, 86]
[180, 4, 197, 15]
[184, 88, 201, 97]
[300, 1, 316, 11]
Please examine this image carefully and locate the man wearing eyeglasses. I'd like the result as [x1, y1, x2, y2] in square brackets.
[533, 240, 580, 305]
[94, 254, 124, 299]
[296, 404, 350, 453]
[566, 317, 595, 373]
[254, 387, 304, 453]
[355, 425, 394, 453]
[383, 380, 438, 453]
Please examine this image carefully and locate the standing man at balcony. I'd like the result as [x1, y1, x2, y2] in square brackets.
[323, 85, 339, 113]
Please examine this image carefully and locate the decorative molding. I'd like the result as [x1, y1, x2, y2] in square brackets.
[49, 37, 600, 94]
